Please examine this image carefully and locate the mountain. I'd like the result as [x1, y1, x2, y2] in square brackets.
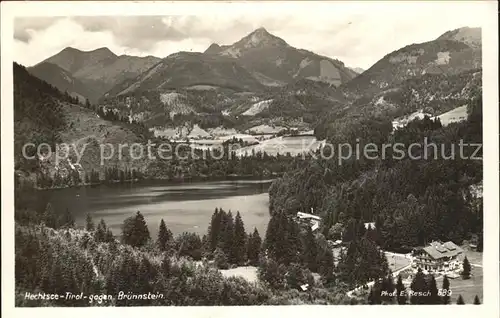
[341, 33, 481, 98]
[207, 27, 357, 87]
[35, 47, 161, 102]
[437, 26, 481, 49]
[28, 62, 97, 103]
[349, 67, 365, 74]
[14, 62, 147, 188]
[104, 52, 265, 97]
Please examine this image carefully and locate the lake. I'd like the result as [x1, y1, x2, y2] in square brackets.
[44, 179, 273, 238]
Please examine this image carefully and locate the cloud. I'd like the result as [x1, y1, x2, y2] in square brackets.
[14, 17, 62, 42]
[13, 2, 488, 69]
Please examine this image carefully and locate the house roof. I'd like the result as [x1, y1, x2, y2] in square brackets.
[364, 222, 376, 229]
[422, 241, 463, 260]
[297, 212, 321, 221]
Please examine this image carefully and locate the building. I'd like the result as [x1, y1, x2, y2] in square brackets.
[296, 211, 321, 231]
[413, 241, 464, 273]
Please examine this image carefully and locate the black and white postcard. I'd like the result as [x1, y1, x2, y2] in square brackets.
[1, 1, 498, 318]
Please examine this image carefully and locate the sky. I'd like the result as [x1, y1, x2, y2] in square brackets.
[13, 2, 487, 70]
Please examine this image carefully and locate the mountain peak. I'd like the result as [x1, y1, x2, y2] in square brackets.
[237, 27, 288, 49]
[204, 43, 224, 55]
[437, 26, 481, 48]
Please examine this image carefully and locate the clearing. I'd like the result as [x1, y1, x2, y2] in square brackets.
[220, 266, 259, 283]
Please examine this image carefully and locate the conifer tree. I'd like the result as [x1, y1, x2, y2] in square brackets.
[246, 228, 262, 266]
[462, 256, 471, 279]
[85, 214, 95, 232]
[220, 211, 234, 258]
[396, 274, 407, 304]
[122, 211, 151, 247]
[427, 275, 440, 304]
[213, 247, 229, 269]
[302, 226, 318, 272]
[157, 219, 173, 251]
[43, 203, 57, 229]
[442, 275, 451, 304]
[95, 219, 107, 243]
[381, 275, 395, 304]
[105, 228, 114, 243]
[207, 208, 223, 252]
[410, 268, 427, 304]
[60, 208, 75, 228]
[456, 294, 465, 304]
[232, 212, 247, 265]
[285, 217, 301, 264]
[473, 295, 481, 304]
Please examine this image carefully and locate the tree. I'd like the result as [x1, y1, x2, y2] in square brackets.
[462, 256, 471, 279]
[396, 275, 407, 304]
[95, 219, 107, 243]
[43, 203, 57, 229]
[213, 247, 229, 269]
[121, 211, 151, 248]
[246, 228, 262, 266]
[157, 219, 173, 252]
[456, 294, 465, 304]
[380, 275, 395, 304]
[427, 275, 440, 304]
[85, 214, 95, 231]
[302, 227, 318, 272]
[473, 295, 481, 304]
[442, 275, 451, 304]
[105, 228, 114, 243]
[232, 212, 247, 265]
[60, 208, 75, 228]
[410, 268, 427, 304]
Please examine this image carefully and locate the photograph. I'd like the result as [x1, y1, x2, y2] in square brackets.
[1, 1, 498, 316]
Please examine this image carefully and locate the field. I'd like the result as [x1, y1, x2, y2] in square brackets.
[220, 266, 259, 283]
[432, 105, 468, 126]
[236, 136, 324, 156]
[385, 252, 412, 272]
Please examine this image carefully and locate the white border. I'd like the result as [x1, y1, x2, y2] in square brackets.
[1, 1, 498, 318]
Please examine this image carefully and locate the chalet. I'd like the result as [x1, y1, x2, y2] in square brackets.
[296, 211, 321, 231]
[413, 241, 464, 273]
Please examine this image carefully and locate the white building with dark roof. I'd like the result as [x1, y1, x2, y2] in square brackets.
[413, 241, 464, 273]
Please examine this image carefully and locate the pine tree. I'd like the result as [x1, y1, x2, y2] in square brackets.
[122, 211, 151, 247]
[213, 247, 229, 269]
[157, 219, 173, 252]
[410, 268, 427, 304]
[442, 275, 451, 304]
[43, 203, 57, 229]
[95, 219, 107, 243]
[207, 208, 223, 252]
[302, 226, 318, 272]
[473, 295, 481, 304]
[456, 294, 465, 304]
[381, 275, 395, 304]
[220, 211, 234, 258]
[232, 212, 247, 265]
[105, 228, 114, 242]
[60, 208, 75, 228]
[396, 275, 407, 304]
[246, 228, 262, 266]
[427, 275, 440, 304]
[85, 214, 95, 231]
[462, 257, 471, 279]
